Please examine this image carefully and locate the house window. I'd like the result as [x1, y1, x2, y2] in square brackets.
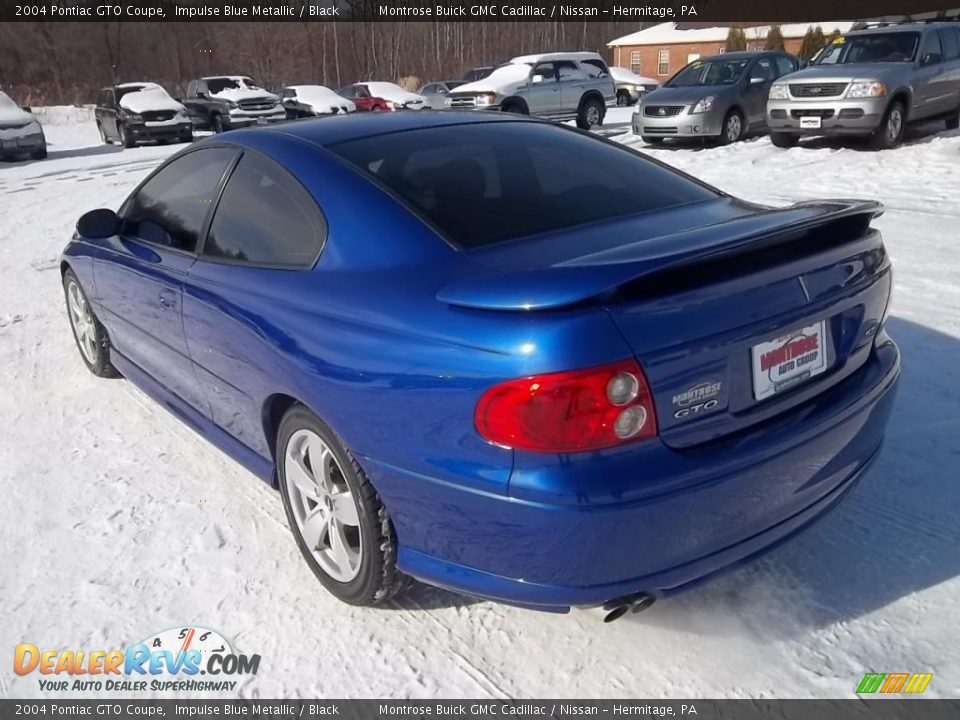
[657, 49, 670, 75]
[630, 50, 641, 74]
[687, 53, 701, 64]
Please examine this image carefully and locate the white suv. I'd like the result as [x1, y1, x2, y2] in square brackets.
[445, 51, 616, 129]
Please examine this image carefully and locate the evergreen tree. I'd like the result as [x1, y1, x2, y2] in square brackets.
[725, 26, 747, 52]
[765, 24, 785, 51]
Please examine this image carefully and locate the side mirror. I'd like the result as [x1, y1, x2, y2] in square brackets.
[750, 75, 767, 85]
[922, 52, 942, 67]
[76, 209, 121, 240]
[531, 74, 544, 84]
[21, 105, 31, 113]
[174, 97, 182, 103]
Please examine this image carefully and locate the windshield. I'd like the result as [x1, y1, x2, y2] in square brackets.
[115, 85, 148, 102]
[813, 32, 920, 64]
[667, 58, 749, 87]
[330, 122, 716, 249]
[207, 77, 259, 94]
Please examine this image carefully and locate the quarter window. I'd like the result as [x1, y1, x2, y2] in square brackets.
[203, 153, 325, 266]
[939, 27, 959, 60]
[919, 31, 943, 64]
[657, 49, 670, 75]
[124, 148, 236, 252]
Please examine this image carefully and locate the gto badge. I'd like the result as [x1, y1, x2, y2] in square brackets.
[672, 381, 722, 419]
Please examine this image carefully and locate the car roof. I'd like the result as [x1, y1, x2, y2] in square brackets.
[212, 111, 533, 149]
[702, 51, 777, 60]
[511, 51, 605, 64]
[847, 23, 950, 35]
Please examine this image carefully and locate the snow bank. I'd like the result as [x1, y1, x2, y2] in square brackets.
[32, 105, 95, 126]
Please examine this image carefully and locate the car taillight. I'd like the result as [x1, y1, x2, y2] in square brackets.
[474, 359, 658, 453]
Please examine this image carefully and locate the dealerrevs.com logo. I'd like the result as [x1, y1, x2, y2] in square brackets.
[14, 626, 260, 693]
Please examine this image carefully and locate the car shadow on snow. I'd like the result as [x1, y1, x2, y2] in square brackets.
[611, 316, 960, 634]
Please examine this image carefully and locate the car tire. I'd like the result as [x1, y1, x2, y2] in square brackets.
[371, 106, 383, 112]
[119, 123, 136, 149]
[212, 114, 225, 133]
[870, 100, 905, 150]
[277, 405, 408, 606]
[63, 269, 119, 378]
[770, 132, 800, 148]
[641, 136, 665, 145]
[576, 97, 605, 129]
[616, 91, 631, 107]
[719, 110, 744, 145]
[179, 132, 194, 144]
[31, 145, 47, 160]
[98, 122, 112, 145]
[501, 100, 528, 116]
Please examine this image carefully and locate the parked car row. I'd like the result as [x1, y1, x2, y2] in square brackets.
[633, 22, 960, 150]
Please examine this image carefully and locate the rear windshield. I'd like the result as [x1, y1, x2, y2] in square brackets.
[329, 122, 717, 249]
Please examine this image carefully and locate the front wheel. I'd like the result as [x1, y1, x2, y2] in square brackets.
[179, 131, 194, 144]
[616, 91, 631, 107]
[719, 110, 744, 145]
[576, 97, 604, 129]
[870, 101, 905, 150]
[63, 269, 119, 378]
[277, 406, 407, 606]
[31, 145, 47, 160]
[770, 132, 800, 148]
[212, 114, 225, 133]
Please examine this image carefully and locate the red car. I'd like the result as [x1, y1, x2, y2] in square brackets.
[337, 84, 391, 112]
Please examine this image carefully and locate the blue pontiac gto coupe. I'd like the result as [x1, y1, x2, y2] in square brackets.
[62, 112, 900, 619]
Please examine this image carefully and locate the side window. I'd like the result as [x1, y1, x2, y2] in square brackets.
[581, 59, 609, 77]
[920, 31, 943, 64]
[557, 61, 586, 81]
[356, 86, 371, 98]
[104, 90, 115, 108]
[282, 88, 296, 99]
[421, 84, 436, 94]
[203, 153, 325, 267]
[532, 62, 557, 83]
[749, 58, 775, 83]
[124, 148, 236, 252]
[775, 56, 798, 77]
[939, 28, 959, 60]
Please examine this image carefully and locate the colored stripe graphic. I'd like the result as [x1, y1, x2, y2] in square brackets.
[857, 672, 933, 694]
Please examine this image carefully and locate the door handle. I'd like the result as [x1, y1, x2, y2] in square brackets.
[158, 290, 177, 309]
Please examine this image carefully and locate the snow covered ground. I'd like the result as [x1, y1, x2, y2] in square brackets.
[1, 108, 958, 699]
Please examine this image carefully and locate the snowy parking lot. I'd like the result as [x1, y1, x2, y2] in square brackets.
[1, 108, 958, 699]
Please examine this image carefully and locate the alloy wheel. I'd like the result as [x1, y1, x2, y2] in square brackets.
[586, 105, 601, 127]
[284, 429, 363, 582]
[67, 278, 98, 364]
[886, 107, 903, 143]
[726, 114, 742, 142]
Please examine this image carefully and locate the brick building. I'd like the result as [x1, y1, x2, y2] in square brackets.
[608, 22, 853, 79]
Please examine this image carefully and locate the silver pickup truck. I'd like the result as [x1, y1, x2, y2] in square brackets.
[444, 51, 616, 129]
[767, 22, 960, 149]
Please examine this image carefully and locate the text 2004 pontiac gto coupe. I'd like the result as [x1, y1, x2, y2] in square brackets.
[62, 112, 899, 619]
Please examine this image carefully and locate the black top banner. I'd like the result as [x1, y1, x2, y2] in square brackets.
[1, 0, 959, 22]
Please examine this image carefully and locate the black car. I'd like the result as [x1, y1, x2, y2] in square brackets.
[95, 83, 193, 148]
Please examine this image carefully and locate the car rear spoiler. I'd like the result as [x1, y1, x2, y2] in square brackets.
[437, 200, 883, 311]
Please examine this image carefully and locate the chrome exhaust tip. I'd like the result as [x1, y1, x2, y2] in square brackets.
[602, 592, 656, 622]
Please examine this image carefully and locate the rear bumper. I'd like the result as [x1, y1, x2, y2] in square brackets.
[0, 132, 45, 154]
[365, 337, 900, 610]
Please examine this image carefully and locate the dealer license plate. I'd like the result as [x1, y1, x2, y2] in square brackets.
[799, 116, 822, 129]
[751, 320, 828, 401]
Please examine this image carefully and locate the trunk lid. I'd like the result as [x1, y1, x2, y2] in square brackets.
[441, 198, 891, 449]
